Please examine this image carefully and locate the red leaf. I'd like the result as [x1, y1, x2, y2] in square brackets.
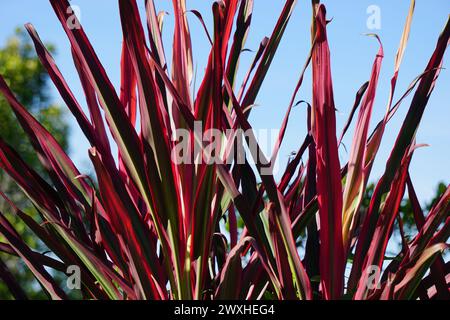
[311, 5, 345, 299]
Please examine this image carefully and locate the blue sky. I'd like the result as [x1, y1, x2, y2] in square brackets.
[0, 0, 449, 204]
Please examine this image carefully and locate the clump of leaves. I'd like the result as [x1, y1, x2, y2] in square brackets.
[0, 28, 69, 300]
[0, 0, 448, 300]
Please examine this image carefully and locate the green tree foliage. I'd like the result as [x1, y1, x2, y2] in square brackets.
[0, 28, 69, 299]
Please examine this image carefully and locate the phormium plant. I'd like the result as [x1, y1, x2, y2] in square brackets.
[0, 0, 449, 300]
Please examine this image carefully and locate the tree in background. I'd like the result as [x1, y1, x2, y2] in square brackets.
[0, 28, 69, 299]
[358, 182, 447, 254]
